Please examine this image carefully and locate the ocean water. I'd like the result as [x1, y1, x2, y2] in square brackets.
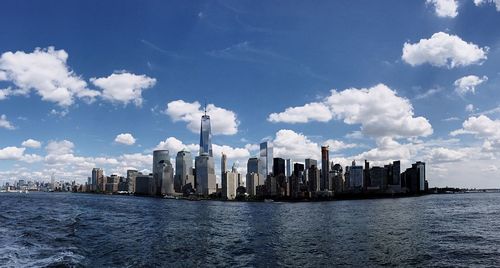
[0, 192, 499, 267]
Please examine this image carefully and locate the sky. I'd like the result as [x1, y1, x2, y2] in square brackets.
[0, 0, 500, 188]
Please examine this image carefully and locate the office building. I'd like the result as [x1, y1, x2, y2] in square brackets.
[259, 141, 273, 177]
[199, 108, 213, 157]
[321, 146, 329, 190]
[349, 160, 364, 188]
[153, 150, 170, 195]
[91, 168, 103, 192]
[175, 149, 194, 192]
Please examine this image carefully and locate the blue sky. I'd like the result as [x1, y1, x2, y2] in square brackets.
[1, 0, 500, 187]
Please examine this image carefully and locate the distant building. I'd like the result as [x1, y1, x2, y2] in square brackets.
[222, 165, 239, 200]
[91, 168, 104, 192]
[259, 141, 273, 177]
[153, 150, 170, 195]
[305, 158, 317, 187]
[349, 160, 364, 189]
[246, 173, 262, 196]
[126, 169, 139, 193]
[308, 165, 320, 193]
[175, 149, 193, 193]
[401, 161, 426, 194]
[195, 109, 216, 196]
[286, 159, 292, 178]
[331, 163, 344, 193]
[135, 175, 155, 196]
[321, 146, 329, 191]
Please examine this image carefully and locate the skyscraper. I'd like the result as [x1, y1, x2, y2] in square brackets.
[321, 146, 329, 191]
[199, 108, 213, 157]
[221, 152, 227, 180]
[175, 149, 194, 192]
[153, 150, 170, 195]
[259, 141, 273, 177]
[195, 110, 216, 196]
[286, 159, 292, 178]
[247, 157, 260, 174]
[91, 168, 103, 192]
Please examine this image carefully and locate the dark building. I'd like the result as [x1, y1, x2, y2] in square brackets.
[364, 160, 370, 190]
[308, 165, 320, 193]
[321, 146, 329, 191]
[290, 163, 305, 197]
[135, 175, 155, 196]
[272, 158, 286, 177]
[401, 161, 426, 194]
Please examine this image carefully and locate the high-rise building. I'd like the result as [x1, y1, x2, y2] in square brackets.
[222, 165, 239, 200]
[195, 111, 216, 195]
[126, 169, 139, 193]
[158, 159, 174, 195]
[247, 157, 260, 174]
[286, 159, 292, 178]
[199, 109, 213, 157]
[91, 168, 103, 192]
[364, 160, 370, 189]
[221, 152, 227, 180]
[308, 164, 320, 193]
[305, 158, 317, 185]
[175, 149, 194, 192]
[321, 146, 329, 191]
[195, 154, 217, 195]
[246, 173, 261, 196]
[272, 158, 285, 177]
[331, 163, 344, 193]
[349, 160, 364, 188]
[392, 160, 401, 185]
[153, 150, 170, 195]
[259, 141, 273, 177]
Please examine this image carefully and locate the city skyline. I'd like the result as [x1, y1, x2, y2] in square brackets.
[1, 1, 500, 188]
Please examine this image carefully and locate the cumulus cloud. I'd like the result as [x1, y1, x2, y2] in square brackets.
[0, 146, 25, 160]
[451, 115, 500, 139]
[155, 137, 198, 153]
[426, 147, 466, 163]
[272, 129, 320, 161]
[91, 72, 156, 106]
[323, 139, 357, 152]
[165, 100, 239, 135]
[268, 102, 332, 123]
[268, 84, 432, 139]
[114, 133, 136, 145]
[474, 0, 500, 11]
[402, 32, 488, 68]
[454, 75, 488, 96]
[45, 140, 74, 155]
[21, 139, 42, 148]
[326, 84, 433, 138]
[0, 114, 15, 130]
[427, 0, 458, 18]
[0, 47, 100, 106]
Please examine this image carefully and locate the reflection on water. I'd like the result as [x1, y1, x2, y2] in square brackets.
[1, 192, 499, 267]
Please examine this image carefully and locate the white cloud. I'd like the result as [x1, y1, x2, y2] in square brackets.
[325, 84, 433, 138]
[21, 154, 43, 163]
[465, 104, 475, 113]
[91, 72, 156, 106]
[454, 75, 488, 96]
[427, 0, 458, 18]
[114, 133, 136, 145]
[0, 88, 11, 100]
[402, 32, 488, 68]
[45, 140, 74, 155]
[155, 137, 198, 153]
[0, 114, 15, 130]
[272, 129, 320, 161]
[0, 47, 100, 106]
[0, 146, 25, 160]
[268, 102, 332, 123]
[451, 115, 500, 139]
[323, 139, 357, 152]
[474, 0, 500, 11]
[213, 144, 250, 159]
[21, 139, 42, 148]
[426, 147, 466, 163]
[165, 100, 239, 135]
[268, 84, 432, 139]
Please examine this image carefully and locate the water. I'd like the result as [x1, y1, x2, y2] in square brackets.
[1, 192, 499, 267]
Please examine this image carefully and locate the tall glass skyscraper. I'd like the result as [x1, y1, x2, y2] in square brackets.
[175, 149, 193, 192]
[199, 112, 213, 157]
[259, 141, 273, 176]
[195, 109, 216, 195]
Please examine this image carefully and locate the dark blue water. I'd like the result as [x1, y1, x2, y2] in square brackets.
[1, 192, 499, 267]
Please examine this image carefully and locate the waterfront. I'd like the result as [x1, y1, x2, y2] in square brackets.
[1, 192, 499, 267]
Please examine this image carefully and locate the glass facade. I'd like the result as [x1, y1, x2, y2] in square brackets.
[199, 115, 213, 157]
